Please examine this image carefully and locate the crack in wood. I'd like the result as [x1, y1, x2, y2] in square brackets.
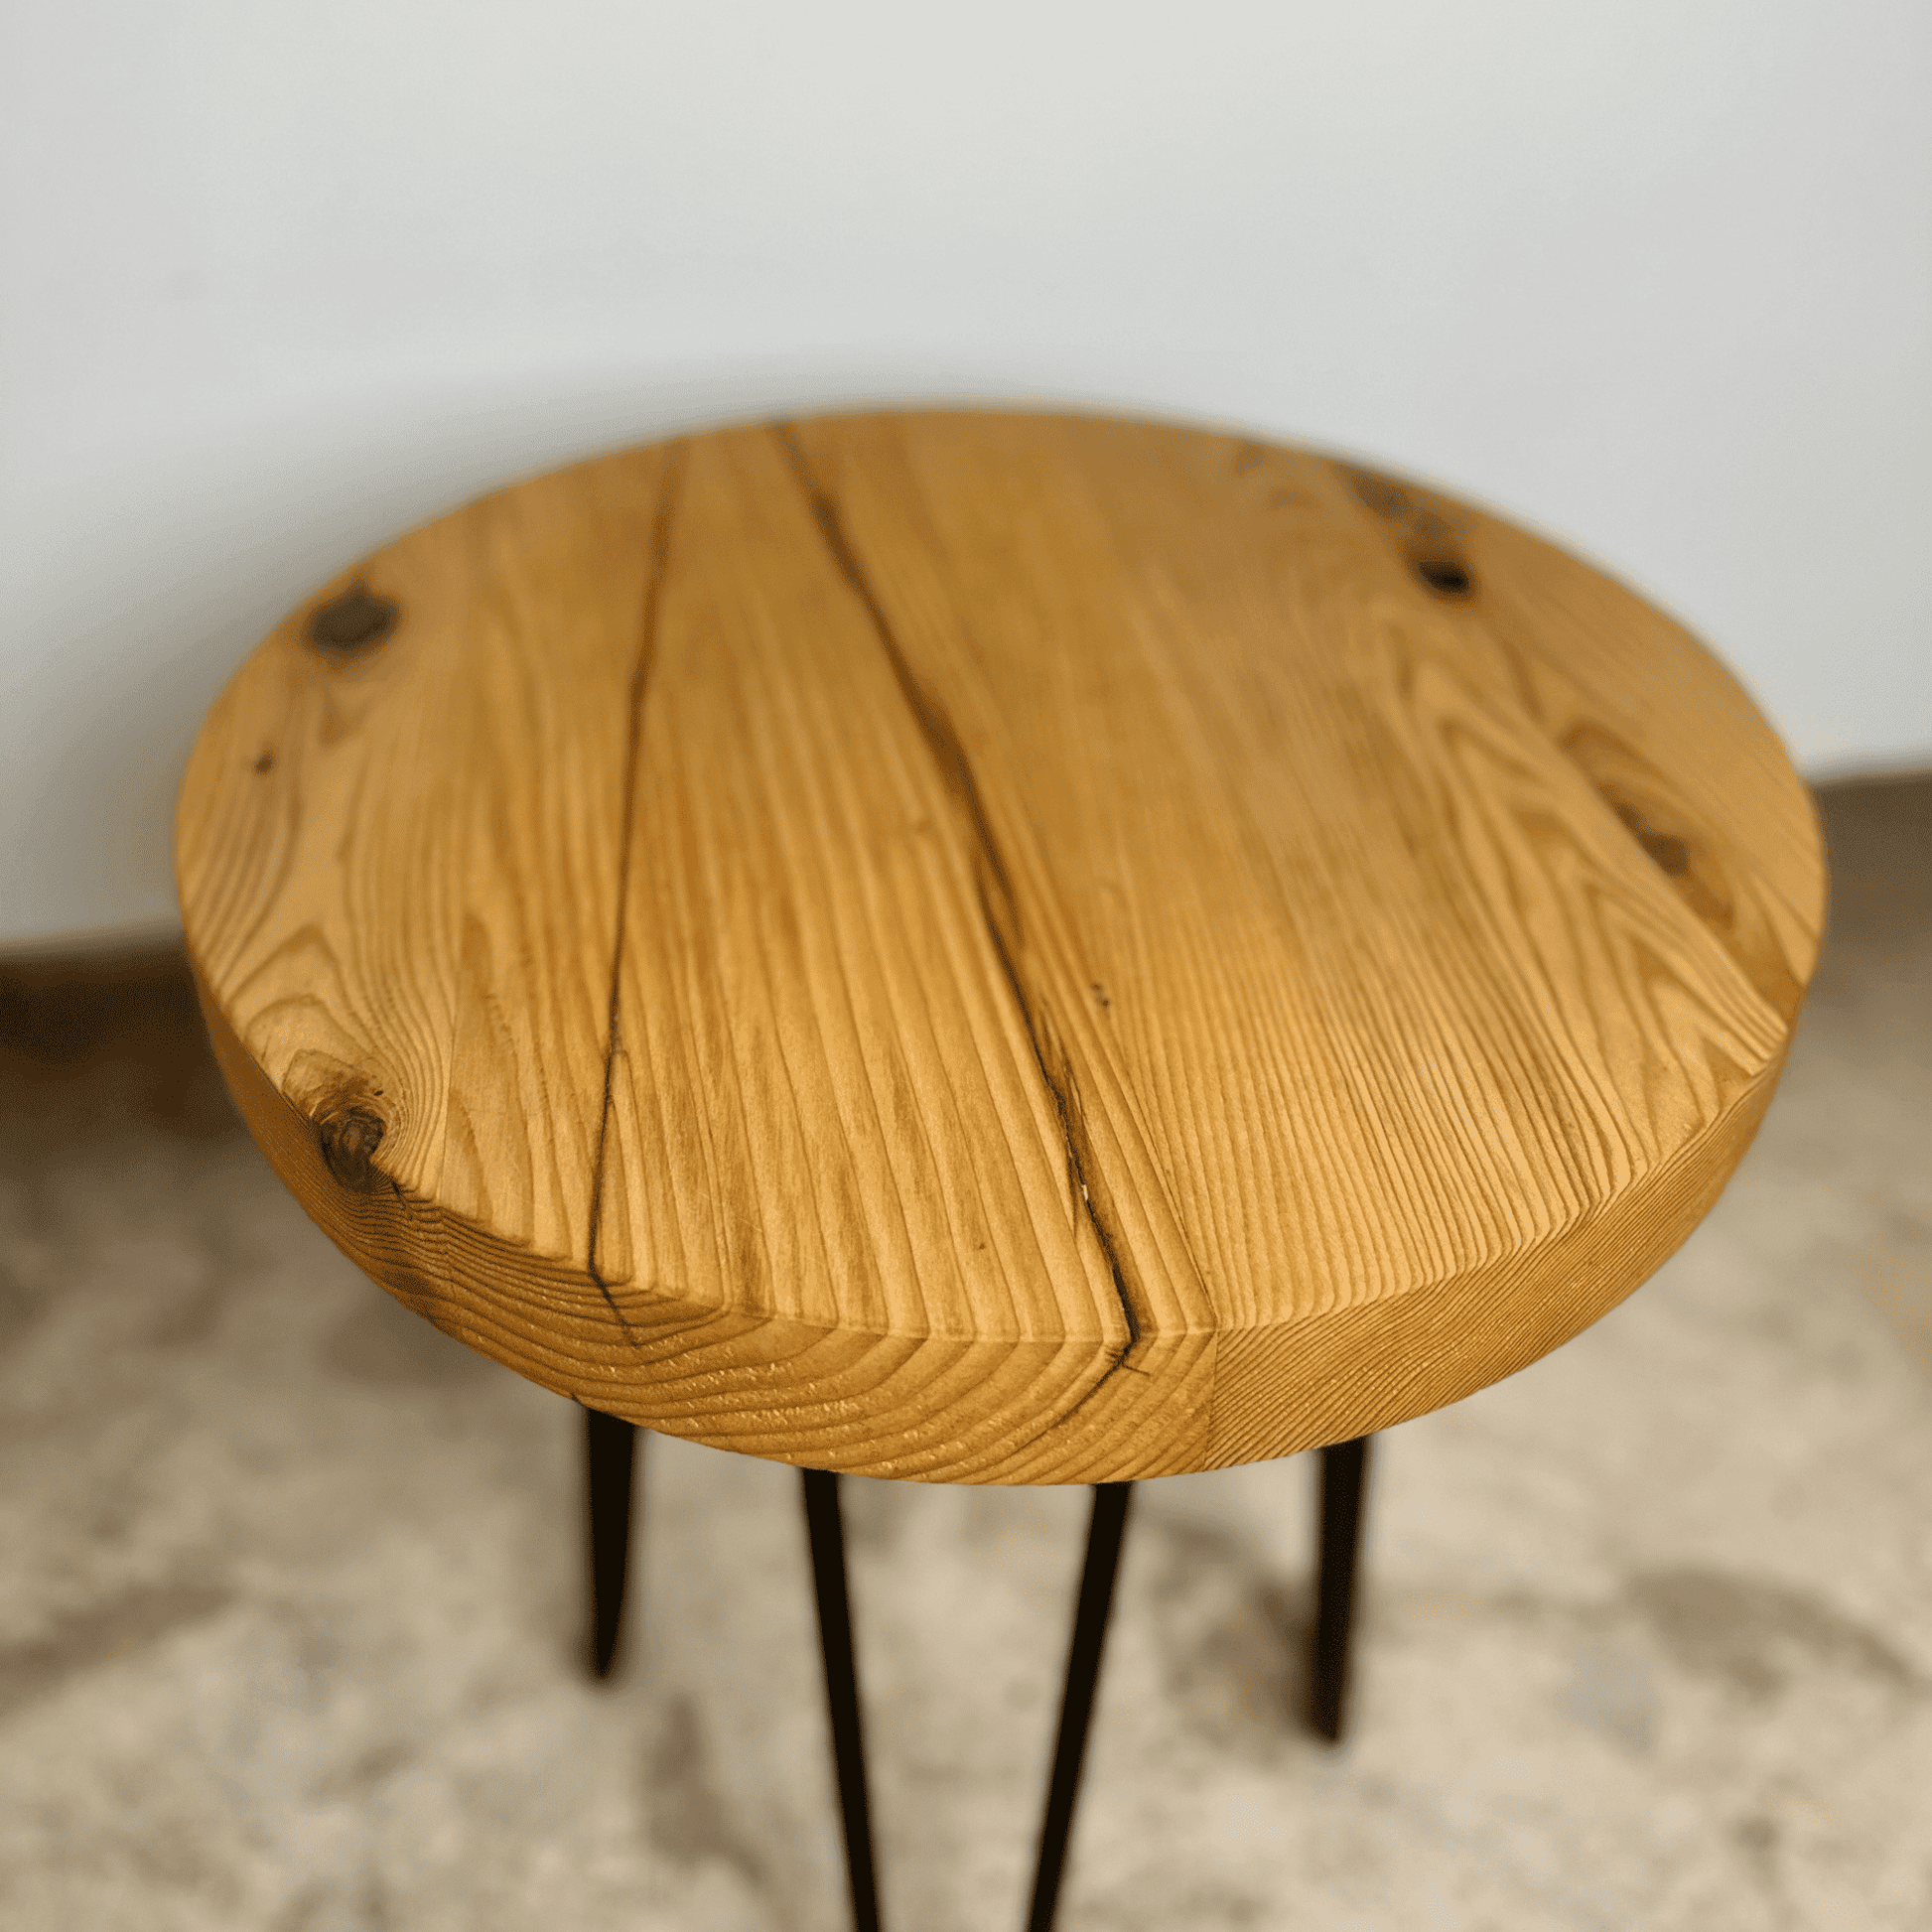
[586, 448, 689, 1336]
[772, 424, 1146, 1399]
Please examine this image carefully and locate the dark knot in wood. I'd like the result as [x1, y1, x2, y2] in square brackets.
[1640, 830, 1692, 877]
[1348, 471, 1413, 519]
[318, 1104, 387, 1191]
[1414, 556, 1473, 597]
[1607, 799, 1693, 878]
[307, 585, 398, 652]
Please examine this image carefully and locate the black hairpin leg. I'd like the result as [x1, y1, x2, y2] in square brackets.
[1310, 1435, 1372, 1742]
[1026, 1482, 1135, 1932]
[802, 1468, 883, 1932]
[585, 1407, 640, 1679]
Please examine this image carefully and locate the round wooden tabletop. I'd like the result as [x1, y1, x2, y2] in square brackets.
[176, 412, 1826, 1483]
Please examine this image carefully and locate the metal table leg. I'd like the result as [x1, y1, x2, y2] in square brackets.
[1026, 1481, 1135, 1932]
[1310, 1435, 1371, 1741]
[585, 1407, 640, 1679]
[803, 1468, 884, 1932]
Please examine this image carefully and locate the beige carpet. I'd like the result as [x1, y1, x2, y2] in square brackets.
[1, 777, 1927, 1932]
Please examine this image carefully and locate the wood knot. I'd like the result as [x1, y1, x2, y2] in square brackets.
[1643, 832, 1692, 876]
[1414, 555, 1473, 597]
[1607, 799, 1692, 877]
[317, 1104, 387, 1191]
[1347, 471, 1413, 519]
[307, 585, 398, 652]
[1344, 466, 1476, 596]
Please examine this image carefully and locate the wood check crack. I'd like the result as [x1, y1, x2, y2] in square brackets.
[773, 424, 1146, 1391]
[585, 446, 689, 1331]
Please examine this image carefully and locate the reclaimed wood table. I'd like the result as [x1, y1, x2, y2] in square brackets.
[176, 410, 1826, 1930]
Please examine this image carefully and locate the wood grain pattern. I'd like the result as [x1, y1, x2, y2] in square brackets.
[175, 412, 1826, 1482]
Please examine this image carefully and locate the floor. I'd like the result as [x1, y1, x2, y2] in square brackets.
[1, 776, 1927, 1932]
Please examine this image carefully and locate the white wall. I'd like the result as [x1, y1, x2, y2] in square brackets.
[3, 0, 1927, 950]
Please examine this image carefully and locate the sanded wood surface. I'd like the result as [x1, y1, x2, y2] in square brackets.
[176, 412, 1826, 1482]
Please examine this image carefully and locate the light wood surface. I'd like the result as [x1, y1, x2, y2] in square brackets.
[176, 412, 1826, 1482]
